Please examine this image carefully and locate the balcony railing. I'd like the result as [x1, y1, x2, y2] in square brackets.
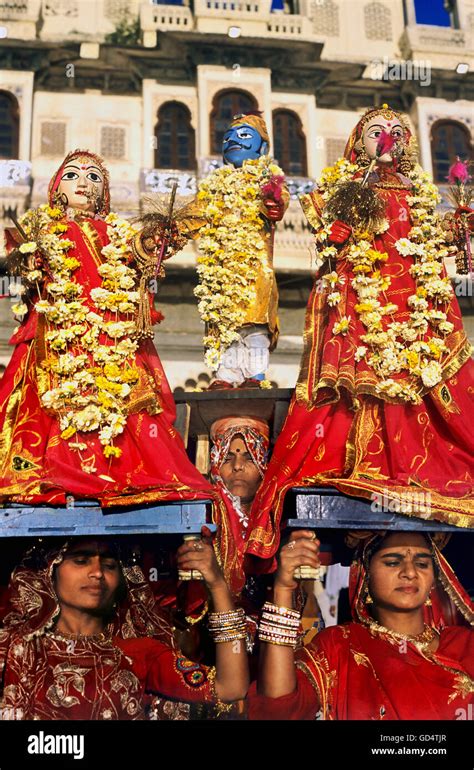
[0, 0, 35, 17]
[266, 14, 313, 38]
[194, 0, 272, 17]
[400, 23, 471, 58]
[140, 2, 193, 33]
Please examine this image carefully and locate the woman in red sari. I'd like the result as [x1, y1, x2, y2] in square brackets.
[210, 416, 270, 594]
[249, 530, 473, 720]
[0, 150, 213, 506]
[247, 106, 474, 559]
[0, 533, 248, 720]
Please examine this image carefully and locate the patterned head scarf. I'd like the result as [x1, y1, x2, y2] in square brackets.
[0, 539, 173, 645]
[210, 416, 270, 485]
[209, 417, 270, 594]
[346, 531, 473, 630]
[48, 148, 111, 216]
[229, 112, 270, 144]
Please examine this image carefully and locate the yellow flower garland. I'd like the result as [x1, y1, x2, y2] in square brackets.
[313, 161, 461, 404]
[17, 205, 142, 467]
[194, 155, 284, 370]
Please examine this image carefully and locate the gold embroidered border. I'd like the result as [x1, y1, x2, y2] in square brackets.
[297, 332, 473, 409]
[80, 220, 104, 268]
[299, 191, 325, 231]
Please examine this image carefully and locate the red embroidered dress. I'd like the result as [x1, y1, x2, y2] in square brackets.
[0, 151, 213, 506]
[249, 536, 474, 720]
[247, 112, 474, 559]
[0, 545, 216, 720]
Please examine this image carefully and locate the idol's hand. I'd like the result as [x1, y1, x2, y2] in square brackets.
[274, 530, 320, 593]
[263, 198, 284, 222]
[328, 219, 352, 245]
[176, 526, 226, 593]
[455, 206, 474, 228]
[154, 222, 180, 245]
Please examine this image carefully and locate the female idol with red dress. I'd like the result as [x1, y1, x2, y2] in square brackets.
[247, 106, 474, 564]
[0, 149, 213, 507]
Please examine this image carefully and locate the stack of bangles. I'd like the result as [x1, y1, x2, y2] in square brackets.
[258, 602, 301, 648]
[208, 607, 247, 644]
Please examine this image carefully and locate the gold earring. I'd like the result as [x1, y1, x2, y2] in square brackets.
[51, 190, 67, 214]
[424, 595, 432, 607]
[354, 138, 370, 168]
[365, 591, 373, 605]
[398, 152, 413, 176]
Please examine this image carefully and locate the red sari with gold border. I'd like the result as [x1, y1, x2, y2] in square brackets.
[249, 536, 474, 720]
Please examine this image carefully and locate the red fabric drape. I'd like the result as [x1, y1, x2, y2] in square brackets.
[0, 217, 213, 507]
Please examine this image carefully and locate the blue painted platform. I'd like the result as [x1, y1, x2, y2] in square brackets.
[0, 487, 468, 538]
[287, 488, 469, 532]
[0, 499, 212, 537]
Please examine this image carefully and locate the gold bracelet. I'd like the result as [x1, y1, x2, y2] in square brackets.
[262, 601, 300, 620]
[258, 633, 297, 649]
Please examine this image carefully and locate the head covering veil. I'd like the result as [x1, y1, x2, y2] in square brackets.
[347, 531, 473, 630]
[0, 540, 174, 644]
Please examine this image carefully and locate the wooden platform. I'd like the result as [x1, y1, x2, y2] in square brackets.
[1, 486, 466, 539]
[174, 387, 292, 473]
[0, 390, 468, 538]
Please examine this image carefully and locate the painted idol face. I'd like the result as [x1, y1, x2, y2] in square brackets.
[222, 123, 268, 168]
[58, 161, 105, 212]
[362, 116, 404, 163]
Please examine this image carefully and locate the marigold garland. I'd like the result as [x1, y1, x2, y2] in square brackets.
[313, 161, 463, 404]
[15, 205, 142, 467]
[194, 155, 284, 370]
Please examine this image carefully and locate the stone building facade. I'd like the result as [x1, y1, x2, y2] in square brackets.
[0, 0, 473, 388]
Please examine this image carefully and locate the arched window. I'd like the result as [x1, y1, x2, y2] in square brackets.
[272, 109, 307, 176]
[154, 101, 196, 170]
[0, 91, 19, 159]
[430, 120, 473, 183]
[209, 89, 258, 155]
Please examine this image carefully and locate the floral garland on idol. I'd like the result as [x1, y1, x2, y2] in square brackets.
[194, 155, 284, 370]
[313, 159, 462, 404]
[14, 205, 141, 469]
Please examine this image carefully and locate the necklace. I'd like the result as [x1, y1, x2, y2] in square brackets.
[368, 621, 437, 649]
[49, 626, 111, 642]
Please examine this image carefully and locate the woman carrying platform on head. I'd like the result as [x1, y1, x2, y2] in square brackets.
[249, 529, 473, 720]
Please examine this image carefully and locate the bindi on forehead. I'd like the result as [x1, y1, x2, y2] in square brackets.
[63, 163, 102, 173]
[378, 549, 432, 559]
[365, 120, 402, 132]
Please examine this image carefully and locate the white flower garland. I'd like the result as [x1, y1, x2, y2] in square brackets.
[194, 155, 284, 370]
[17, 206, 141, 464]
[313, 161, 460, 404]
